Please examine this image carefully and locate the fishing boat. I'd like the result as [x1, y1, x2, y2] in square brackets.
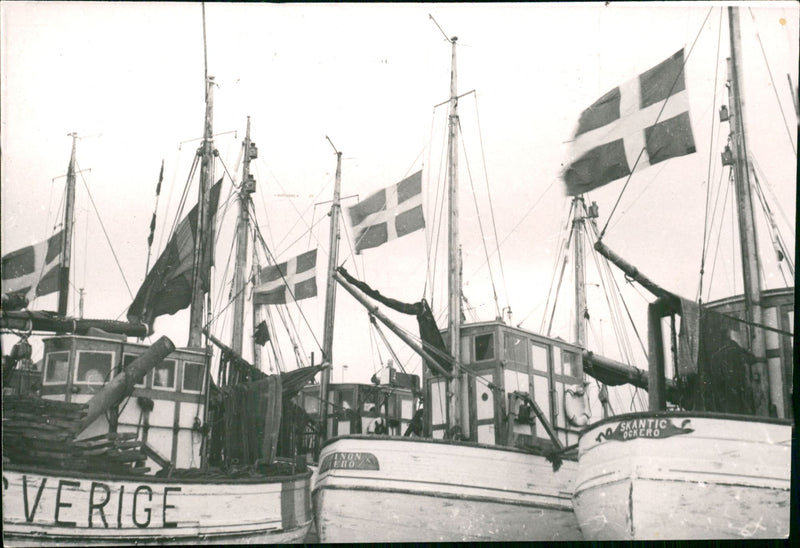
[311, 26, 592, 543]
[1, 64, 315, 546]
[567, 6, 794, 540]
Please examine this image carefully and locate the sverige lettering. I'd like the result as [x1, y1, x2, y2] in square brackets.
[2, 475, 181, 529]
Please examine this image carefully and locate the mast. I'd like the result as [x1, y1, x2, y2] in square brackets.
[726, 7, 774, 416]
[573, 197, 587, 349]
[231, 117, 256, 356]
[445, 36, 468, 437]
[573, 198, 611, 417]
[188, 75, 216, 347]
[320, 142, 343, 442]
[57, 133, 78, 316]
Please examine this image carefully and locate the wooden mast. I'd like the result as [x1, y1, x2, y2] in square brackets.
[57, 133, 78, 316]
[231, 117, 256, 356]
[320, 142, 343, 441]
[188, 75, 215, 348]
[573, 197, 587, 350]
[446, 35, 468, 438]
[726, 7, 774, 417]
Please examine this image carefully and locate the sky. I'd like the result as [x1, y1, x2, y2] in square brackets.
[1, 2, 797, 398]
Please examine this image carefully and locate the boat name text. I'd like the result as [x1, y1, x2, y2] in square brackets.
[596, 418, 694, 443]
[320, 452, 379, 473]
[2, 474, 182, 529]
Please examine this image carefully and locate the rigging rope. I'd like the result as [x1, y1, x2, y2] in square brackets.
[249, 201, 323, 354]
[473, 93, 511, 315]
[458, 117, 502, 320]
[75, 161, 134, 300]
[699, 9, 726, 303]
[747, 7, 798, 156]
[539, 200, 575, 334]
[704, 171, 734, 302]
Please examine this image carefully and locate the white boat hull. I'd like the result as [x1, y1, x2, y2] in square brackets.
[573, 412, 792, 540]
[2, 465, 312, 546]
[312, 435, 582, 542]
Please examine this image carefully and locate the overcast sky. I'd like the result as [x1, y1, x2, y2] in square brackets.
[2, 2, 796, 393]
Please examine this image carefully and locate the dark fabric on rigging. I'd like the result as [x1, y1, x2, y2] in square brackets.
[337, 266, 451, 373]
[676, 304, 757, 415]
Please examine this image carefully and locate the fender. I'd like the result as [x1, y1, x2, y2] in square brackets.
[564, 384, 591, 427]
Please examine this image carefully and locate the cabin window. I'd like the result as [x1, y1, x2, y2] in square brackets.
[152, 359, 176, 390]
[44, 351, 70, 384]
[504, 369, 528, 394]
[303, 392, 320, 415]
[474, 333, 494, 361]
[182, 362, 205, 393]
[75, 351, 113, 384]
[338, 389, 355, 411]
[123, 353, 147, 387]
[401, 397, 413, 420]
[504, 333, 526, 365]
[531, 342, 548, 373]
[555, 348, 579, 378]
[532, 374, 552, 433]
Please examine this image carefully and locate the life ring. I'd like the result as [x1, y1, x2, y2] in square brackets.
[564, 385, 591, 426]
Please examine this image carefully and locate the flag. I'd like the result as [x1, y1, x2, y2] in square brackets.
[1, 230, 64, 304]
[347, 170, 425, 253]
[563, 49, 696, 196]
[127, 180, 222, 327]
[254, 249, 317, 305]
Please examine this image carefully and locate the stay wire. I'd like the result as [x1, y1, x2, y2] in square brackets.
[458, 116, 502, 320]
[699, 8, 726, 302]
[747, 7, 797, 156]
[249, 206, 323, 354]
[473, 93, 511, 313]
[75, 161, 134, 300]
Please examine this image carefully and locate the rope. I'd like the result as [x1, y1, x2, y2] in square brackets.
[699, 9, 726, 303]
[538, 200, 575, 333]
[747, 7, 797, 156]
[704, 171, 734, 302]
[75, 161, 134, 300]
[473, 93, 511, 314]
[249, 206, 323, 354]
[458, 117, 502, 320]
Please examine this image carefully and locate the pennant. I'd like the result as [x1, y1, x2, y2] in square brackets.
[347, 171, 425, 253]
[563, 49, 696, 196]
[127, 180, 222, 327]
[1, 230, 64, 304]
[254, 321, 270, 346]
[254, 249, 317, 305]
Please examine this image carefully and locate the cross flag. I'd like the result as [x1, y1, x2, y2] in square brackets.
[254, 249, 317, 305]
[562, 49, 696, 196]
[1, 230, 64, 304]
[347, 170, 425, 254]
